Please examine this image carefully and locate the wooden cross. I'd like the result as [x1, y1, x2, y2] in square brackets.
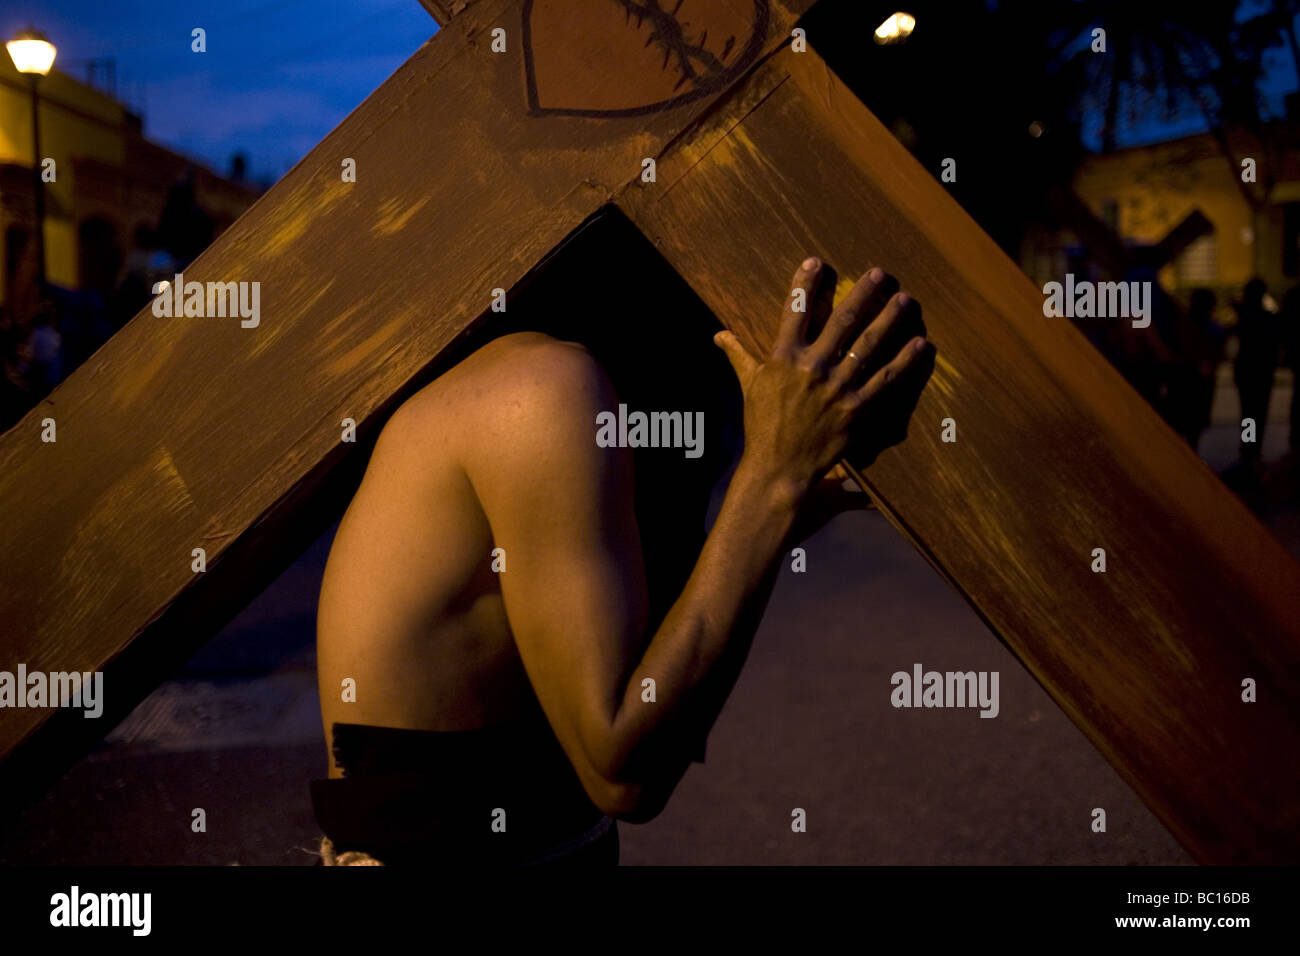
[2, 0, 1298, 864]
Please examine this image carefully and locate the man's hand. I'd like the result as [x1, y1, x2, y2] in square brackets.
[714, 256, 935, 507]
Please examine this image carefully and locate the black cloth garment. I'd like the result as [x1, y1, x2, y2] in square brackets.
[311, 706, 617, 866]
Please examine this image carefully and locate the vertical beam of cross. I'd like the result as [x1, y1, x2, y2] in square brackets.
[618, 43, 1300, 864]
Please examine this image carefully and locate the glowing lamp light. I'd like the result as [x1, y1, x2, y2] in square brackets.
[7, 29, 57, 76]
[874, 12, 916, 45]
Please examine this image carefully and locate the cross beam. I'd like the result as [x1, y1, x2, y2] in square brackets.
[415, 0, 472, 25]
[1, 0, 1298, 863]
[623, 46, 1300, 864]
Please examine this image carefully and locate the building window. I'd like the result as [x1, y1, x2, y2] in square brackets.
[1285, 203, 1300, 277]
[1176, 233, 1217, 283]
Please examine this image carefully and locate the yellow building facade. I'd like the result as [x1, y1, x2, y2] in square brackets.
[0, 56, 256, 311]
[1069, 130, 1300, 312]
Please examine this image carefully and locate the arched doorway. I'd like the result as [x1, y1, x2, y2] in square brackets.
[78, 217, 122, 296]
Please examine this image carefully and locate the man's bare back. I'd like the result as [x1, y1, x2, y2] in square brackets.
[317, 332, 607, 759]
[315, 258, 933, 854]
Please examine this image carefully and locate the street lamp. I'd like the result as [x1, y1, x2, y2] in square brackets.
[873, 12, 916, 45]
[7, 28, 57, 290]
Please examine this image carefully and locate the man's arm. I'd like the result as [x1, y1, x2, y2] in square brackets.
[465, 260, 930, 821]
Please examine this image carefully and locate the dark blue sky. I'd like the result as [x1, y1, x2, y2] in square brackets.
[6, 3, 1297, 185]
[4, 1, 437, 183]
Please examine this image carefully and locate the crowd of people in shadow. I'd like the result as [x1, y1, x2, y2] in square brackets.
[1081, 270, 1299, 496]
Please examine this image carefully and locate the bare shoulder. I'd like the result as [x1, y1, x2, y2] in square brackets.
[380, 331, 620, 475]
[465, 331, 614, 411]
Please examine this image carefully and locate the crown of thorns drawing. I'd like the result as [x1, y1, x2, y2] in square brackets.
[522, 0, 770, 118]
[618, 0, 738, 92]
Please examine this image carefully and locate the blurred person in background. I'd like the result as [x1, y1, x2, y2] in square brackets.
[1233, 278, 1282, 468]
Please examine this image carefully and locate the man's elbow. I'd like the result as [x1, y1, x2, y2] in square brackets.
[587, 777, 671, 824]
[578, 722, 685, 822]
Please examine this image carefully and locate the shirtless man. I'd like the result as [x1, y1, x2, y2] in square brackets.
[314, 253, 931, 866]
